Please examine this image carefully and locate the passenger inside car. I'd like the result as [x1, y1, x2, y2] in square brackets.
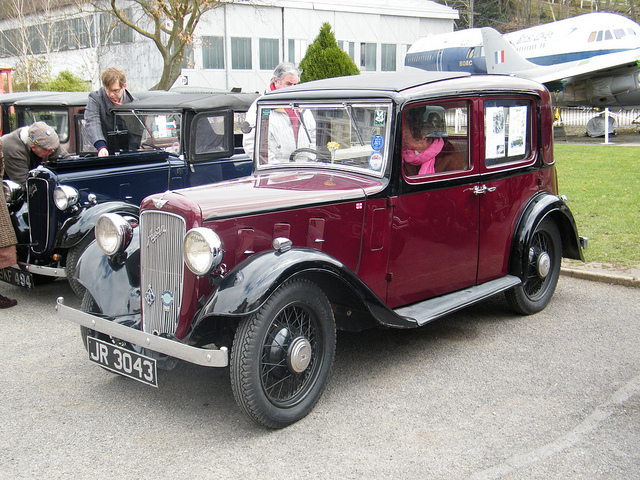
[402, 105, 467, 176]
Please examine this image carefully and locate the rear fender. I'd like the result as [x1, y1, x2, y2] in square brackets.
[76, 228, 141, 317]
[510, 192, 585, 278]
[58, 201, 139, 249]
[193, 248, 415, 331]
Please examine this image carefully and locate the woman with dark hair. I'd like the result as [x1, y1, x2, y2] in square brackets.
[402, 106, 466, 176]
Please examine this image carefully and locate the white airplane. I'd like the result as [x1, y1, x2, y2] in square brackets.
[405, 12, 640, 108]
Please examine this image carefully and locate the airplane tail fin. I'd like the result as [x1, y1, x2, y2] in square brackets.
[481, 27, 538, 75]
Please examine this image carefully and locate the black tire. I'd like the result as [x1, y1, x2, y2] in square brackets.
[230, 278, 336, 429]
[506, 218, 562, 315]
[66, 233, 95, 299]
[80, 290, 101, 351]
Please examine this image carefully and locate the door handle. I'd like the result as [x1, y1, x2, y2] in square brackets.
[467, 184, 496, 195]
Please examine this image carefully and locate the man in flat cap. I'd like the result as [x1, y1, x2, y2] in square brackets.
[1, 121, 70, 184]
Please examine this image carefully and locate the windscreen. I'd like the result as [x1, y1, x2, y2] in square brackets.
[114, 111, 182, 155]
[255, 101, 393, 177]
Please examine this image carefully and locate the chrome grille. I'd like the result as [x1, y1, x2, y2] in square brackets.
[27, 177, 52, 254]
[140, 210, 186, 336]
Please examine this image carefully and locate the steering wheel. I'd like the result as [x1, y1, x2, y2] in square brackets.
[288, 148, 330, 163]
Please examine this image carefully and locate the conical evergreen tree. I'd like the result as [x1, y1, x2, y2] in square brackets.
[299, 22, 360, 82]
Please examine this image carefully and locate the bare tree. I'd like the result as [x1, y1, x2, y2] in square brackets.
[100, 0, 230, 90]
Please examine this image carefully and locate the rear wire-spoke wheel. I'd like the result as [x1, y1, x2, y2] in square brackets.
[506, 218, 562, 315]
[231, 279, 336, 429]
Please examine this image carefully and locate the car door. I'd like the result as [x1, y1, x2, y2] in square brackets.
[476, 96, 541, 284]
[386, 99, 481, 308]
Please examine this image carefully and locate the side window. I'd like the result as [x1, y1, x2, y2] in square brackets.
[484, 99, 532, 167]
[402, 100, 470, 179]
[194, 113, 228, 154]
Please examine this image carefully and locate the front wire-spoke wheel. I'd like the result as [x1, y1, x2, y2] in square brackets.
[506, 218, 562, 315]
[230, 278, 336, 429]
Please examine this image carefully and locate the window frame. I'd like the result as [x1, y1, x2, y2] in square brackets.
[401, 99, 475, 185]
[480, 96, 538, 173]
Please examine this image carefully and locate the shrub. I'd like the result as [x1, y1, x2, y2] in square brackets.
[299, 22, 359, 82]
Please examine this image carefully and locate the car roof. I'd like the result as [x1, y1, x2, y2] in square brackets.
[13, 91, 89, 106]
[260, 71, 547, 103]
[0, 91, 58, 105]
[110, 92, 259, 112]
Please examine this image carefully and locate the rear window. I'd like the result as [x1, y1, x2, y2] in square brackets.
[484, 99, 532, 167]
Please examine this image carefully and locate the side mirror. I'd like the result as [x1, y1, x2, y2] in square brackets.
[240, 121, 253, 134]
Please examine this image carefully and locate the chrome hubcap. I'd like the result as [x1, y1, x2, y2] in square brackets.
[288, 336, 312, 373]
[537, 252, 551, 279]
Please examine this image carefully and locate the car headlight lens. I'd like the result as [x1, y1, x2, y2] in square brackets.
[184, 228, 224, 276]
[53, 185, 79, 210]
[95, 213, 133, 256]
[3, 180, 24, 206]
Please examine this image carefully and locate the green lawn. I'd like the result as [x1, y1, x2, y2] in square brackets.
[554, 144, 640, 266]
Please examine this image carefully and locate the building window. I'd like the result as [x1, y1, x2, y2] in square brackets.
[202, 36, 224, 69]
[360, 43, 376, 71]
[259, 38, 279, 70]
[381, 44, 396, 71]
[231, 37, 252, 70]
[100, 10, 134, 46]
[339, 41, 355, 61]
[288, 39, 295, 63]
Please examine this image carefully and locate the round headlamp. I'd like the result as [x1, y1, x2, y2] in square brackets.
[184, 228, 224, 276]
[53, 185, 79, 210]
[95, 213, 133, 256]
[3, 180, 24, 206]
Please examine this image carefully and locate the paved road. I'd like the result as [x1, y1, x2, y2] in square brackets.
[1, 277, 639, 479]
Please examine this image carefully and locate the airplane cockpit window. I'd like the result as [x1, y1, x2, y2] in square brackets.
[596, 31, 603, 41]
[614, 28, 626, 39]
[466, 48, 474, 59]
[588, 31, 597, 42]
[627, 28, 637, 36]
[605, 30, 613, 40]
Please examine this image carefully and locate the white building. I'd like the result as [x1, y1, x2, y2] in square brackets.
[0, 0, 458, 92]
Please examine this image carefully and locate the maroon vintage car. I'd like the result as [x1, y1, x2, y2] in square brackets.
[58, 71, 586, 428]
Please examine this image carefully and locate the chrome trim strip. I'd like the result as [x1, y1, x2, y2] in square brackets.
[56, 297, 228, 368]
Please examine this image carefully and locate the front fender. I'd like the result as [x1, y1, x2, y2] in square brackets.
[193, 247, 415, 329]
[510, 191, 585, 278]
[76, 228, 141, 318]
[58, 201, 139, 249]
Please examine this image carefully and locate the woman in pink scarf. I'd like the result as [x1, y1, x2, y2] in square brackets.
[402, 107, 466, 176]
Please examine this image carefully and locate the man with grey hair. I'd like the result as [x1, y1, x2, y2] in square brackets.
[243, 62, 316, 163]
[2, 121, 70, 184]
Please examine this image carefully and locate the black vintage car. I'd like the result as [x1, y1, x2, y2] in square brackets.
[1, 91, 57, 136]
[1, 91, 257, 296]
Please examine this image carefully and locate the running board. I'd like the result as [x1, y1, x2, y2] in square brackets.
[394, 275, 521, 326]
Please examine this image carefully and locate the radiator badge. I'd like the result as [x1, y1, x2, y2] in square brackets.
[160, 290, 174, 312]
[144, 284, 155, 306]
[148, 225, 167, 246]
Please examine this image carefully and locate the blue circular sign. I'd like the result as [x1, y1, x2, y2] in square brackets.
[371, 134, 384, 151]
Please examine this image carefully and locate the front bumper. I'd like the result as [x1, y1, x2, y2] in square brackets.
[56, 297, 228, 367]
[20, 261, 67, 278]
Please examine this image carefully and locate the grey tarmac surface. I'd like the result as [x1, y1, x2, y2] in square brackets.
[1, 274, 639, 479]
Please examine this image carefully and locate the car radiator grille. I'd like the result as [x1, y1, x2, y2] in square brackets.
[26, 177, 51, 254]
[140, 210, 186, 336]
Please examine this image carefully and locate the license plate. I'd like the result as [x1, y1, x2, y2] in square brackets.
[0, 266, 34, 289]
[87, 337, 158, 387]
